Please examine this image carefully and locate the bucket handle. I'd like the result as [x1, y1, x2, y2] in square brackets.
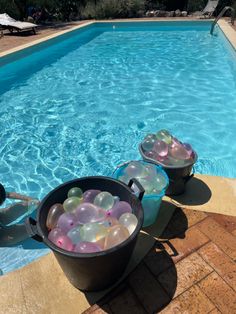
[128, 178, 145, 201]
[25, 217, 43, 242]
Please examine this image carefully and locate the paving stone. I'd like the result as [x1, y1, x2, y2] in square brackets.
[128, 263, 170, 313]
[158, 252, 213, 298]
[182, 208, 207, 227]
[162, 226, 209, 263]
[197, 217, 236, 260]
[198, 272, 236, 313]
[109, 286, 146, 314]
[159, 285, 215, 313]
[85, 304, 111, 314]
[208, 213, 236, 233]
[208, 309, 222, 314]
[199, 242, 236, 291]
[144, 242, 175, 276]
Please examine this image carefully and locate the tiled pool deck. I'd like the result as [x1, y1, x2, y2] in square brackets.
[86, 208, 236, 313]
[0, 18, 236, 313]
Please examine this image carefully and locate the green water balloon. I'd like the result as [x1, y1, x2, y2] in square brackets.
[94, 192, 115, 211]
[156, 129, 172, 144]
[67, 187, 83, 199]
[63, 196, 82, 212]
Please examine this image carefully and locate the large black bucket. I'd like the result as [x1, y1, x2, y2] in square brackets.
[25, 176, 144, 291]
[139, 145, 198, 196]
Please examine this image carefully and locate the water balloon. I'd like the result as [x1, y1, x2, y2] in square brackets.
[57, 212, 78, 233]
[153, 140, 168, 157]
[94, 192, 114, 211]
[67, 226, 82, 244]
[80, 222, 107, 242]
[104, 225, 130, 250]
[63, 197, 82, 212]
[107, 201, 132, 219]
[74, 241, 102, 253]
[46, 203, 64, 230]
[156, 129, 172, 144]
[75, 203, 106, 224]
[119, 213, 138, 235]
[67, 187, 83, 199]
[83, 189, 101, 203]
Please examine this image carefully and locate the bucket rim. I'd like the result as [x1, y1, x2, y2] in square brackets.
[36, 176, 144, 258]
[139, 144, 198, 169]
[112, 160, 169, 197]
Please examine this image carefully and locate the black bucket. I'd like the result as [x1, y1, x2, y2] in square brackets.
[25, 176, 144, 292]
[139, 145, 198, 196]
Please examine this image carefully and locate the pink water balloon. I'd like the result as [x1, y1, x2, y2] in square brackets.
[107, 201, 132, 219]
[48, 228, 65, 243]
[57, 212, 78, 233]
[74, 241, 102, 253]
[50, 234, 74, 251]
[75, 203, 106, 224]
[153, 140, 168, 157]
[170, 137, 181, 148]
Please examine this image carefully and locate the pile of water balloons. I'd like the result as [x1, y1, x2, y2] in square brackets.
[117, 161, 168, 196]
[46, 187, 138, 253]
[141, 130, 195, 167]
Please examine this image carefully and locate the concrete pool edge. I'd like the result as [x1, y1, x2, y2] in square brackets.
[2, 18, 236, 59]
[0, 20, 95, 58]
[218, 19, 236, 51]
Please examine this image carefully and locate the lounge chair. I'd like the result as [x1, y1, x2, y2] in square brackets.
[201, 0, 219, 18]
[0, 13, 37, 34]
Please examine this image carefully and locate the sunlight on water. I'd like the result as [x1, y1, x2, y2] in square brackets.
[0, 22, 235, 273]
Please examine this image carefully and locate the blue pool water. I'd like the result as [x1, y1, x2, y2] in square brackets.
[0, 21, 236, 273]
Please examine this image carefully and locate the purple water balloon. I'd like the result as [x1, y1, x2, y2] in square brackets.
[75, 202, 106, 224]
[57, 212, 78, 233]
[153, 140, 168, 157]
[107, 201, 132, 219]
[74, 241, 101, 253]
[169, 143, 190, 160]
[83, 189, 101, 203]
[183, 143, 193, 158]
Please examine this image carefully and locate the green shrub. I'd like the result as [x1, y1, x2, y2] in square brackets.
[81, 0, 145, 19]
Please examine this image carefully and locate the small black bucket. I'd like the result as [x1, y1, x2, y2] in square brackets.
[25, 176, 144, 291]
[139, 145, 198, 196]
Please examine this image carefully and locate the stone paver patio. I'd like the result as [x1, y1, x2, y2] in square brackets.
[85, 208, 236, 313]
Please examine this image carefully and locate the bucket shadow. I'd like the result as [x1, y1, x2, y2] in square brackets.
[159, 207, 189, 240]
[171, 177, 212, 206]
[90, 242, 178, 313]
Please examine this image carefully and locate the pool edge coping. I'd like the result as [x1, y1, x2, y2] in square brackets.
[1, 18, 231, 59]
[218, 20, 236, 51]
[0, 20, 95, 58]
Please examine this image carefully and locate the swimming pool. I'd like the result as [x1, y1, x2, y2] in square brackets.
[0, 21, 236, 274]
